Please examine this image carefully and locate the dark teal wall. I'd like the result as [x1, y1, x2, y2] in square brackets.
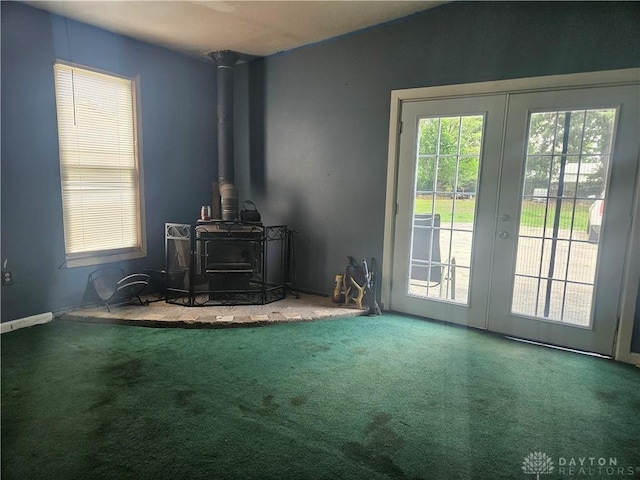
[1, 2, 216, 321]
[234, 1, 640, 343]
[3, 0, 640, 349]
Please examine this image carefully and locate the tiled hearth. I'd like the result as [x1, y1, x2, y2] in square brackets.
[62, 293, 368, 328]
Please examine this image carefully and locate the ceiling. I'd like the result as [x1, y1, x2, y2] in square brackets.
[25, 1, 445, 61]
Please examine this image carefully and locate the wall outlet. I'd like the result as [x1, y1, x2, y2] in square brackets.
[2, 271, 12, 285]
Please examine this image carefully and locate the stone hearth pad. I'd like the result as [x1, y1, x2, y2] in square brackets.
[61, 293, 369, 328]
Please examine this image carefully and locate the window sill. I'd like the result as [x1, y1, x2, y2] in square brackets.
[65, 249, 147, 268]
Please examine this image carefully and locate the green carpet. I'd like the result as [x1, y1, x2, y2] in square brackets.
[2, 314, 639, 479]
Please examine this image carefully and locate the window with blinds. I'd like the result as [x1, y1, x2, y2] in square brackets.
[53, 62, 145, 267]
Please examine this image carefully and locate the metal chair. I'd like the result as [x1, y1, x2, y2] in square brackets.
[410, 214, 456, 299]
[88, 267, 150, 312]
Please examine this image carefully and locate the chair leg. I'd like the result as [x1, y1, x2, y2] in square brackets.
[439, 258, 457, 300]
[450, 257, 456, 300]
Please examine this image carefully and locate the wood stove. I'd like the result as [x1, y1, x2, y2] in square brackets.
[165, 221, 290, 306]
[163, 51, 296, 306]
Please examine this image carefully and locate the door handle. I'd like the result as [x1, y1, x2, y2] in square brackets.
[499, 231, 509, 239]
[501, 214, 511, 222]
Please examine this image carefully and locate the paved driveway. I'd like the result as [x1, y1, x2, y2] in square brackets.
[409, 222, 598, 325]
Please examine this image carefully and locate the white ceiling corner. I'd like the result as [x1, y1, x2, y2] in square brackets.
[23, 1, 445, 60]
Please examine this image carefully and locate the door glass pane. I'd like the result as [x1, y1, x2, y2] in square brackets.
[409, 114, 484, 304]
[512, 108, 616, 325]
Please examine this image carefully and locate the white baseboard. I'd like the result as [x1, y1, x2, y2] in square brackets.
[1, 312, 54, 334]
[629, 352, 640, 367]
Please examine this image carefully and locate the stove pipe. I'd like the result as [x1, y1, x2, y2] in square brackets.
[209, 50, 240, 221]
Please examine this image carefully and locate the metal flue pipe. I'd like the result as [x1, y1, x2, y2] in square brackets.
[208, 50, 240, 220]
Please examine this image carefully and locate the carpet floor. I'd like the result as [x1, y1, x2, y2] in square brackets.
[2, 314, 639, 479]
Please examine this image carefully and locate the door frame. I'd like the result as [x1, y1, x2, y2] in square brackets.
[382, 68, 640, 363]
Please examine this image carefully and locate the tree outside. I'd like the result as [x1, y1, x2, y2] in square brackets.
[523, 109, 614, 199]
[413, 109, 615, 228]
[415, 115, 483, 195]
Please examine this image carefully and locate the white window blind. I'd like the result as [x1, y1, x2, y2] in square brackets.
[54, 63, 144, 264]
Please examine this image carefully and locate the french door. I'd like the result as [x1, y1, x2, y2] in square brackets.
[390, 95, 506, 328]
[488, 85, 639, 354]
[386, 77, 639, 355]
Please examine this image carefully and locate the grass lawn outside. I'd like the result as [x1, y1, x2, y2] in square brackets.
[414, 196, 591, 231]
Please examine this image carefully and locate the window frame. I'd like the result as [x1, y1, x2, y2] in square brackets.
[53, 61, 146, 268]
